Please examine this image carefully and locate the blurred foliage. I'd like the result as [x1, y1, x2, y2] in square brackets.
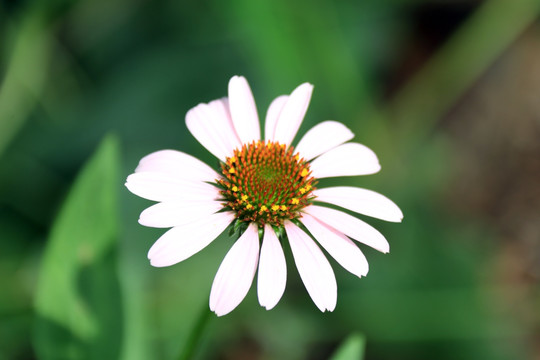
[0, 0, 539, 359]
[33, 135, 121, 360]
[329, 334, 365, 360]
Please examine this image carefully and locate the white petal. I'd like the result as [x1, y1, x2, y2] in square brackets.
[228, 76, 260, 144]
[125, 172, 219, 202]
[257, 224, 287, 310]
[138, 200, 222, 228]
[273, 83, 313, 146]
[309, 143, 381, 179]
[186, 100, 240, 162]
[313, 187, 403, 223]
[210, 224, 260, 316]
[285, 221, 337, 312]
[305, 205, 389, 253]
[209, 98, 243, 151]
[295, 121, 354, 160]
[135, 149, 219, 182]
[148, 211, 234, 267]
[301, 214, 368, 278]
[264, 95, 288, 141]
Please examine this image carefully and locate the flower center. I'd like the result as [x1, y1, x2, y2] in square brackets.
[217, 140, 316, 227]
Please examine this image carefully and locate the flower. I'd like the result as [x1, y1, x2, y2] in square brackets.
[125, 76, 403, 316]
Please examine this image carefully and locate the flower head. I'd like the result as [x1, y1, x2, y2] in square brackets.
[218, 140, 315, 226]
[126, 76, 403, 316]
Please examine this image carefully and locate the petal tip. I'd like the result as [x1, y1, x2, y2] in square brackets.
[229, 75, 247, 87]
[212, 309, 228, 317]
[137, 217, 145, 226]
[388, 210, 404, 223]
[298, 82, 314, 91]
[363, 266, 369, 277]
[292, 82, 314, 101]
[262, 303, 277, 311]
[210, 303, 234, 317]
[149, 257, 169, 268]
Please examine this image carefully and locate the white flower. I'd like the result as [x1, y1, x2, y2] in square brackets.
[125, 76, 403, 316]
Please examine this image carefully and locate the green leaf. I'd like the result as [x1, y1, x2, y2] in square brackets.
[33, 135, 122, 360]
[330, 334, 366, 360]
[0, 13, 52, 158]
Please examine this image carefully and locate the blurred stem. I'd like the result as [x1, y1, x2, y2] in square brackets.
[388, 0, 540, 149]
[177, 307, 212, 360]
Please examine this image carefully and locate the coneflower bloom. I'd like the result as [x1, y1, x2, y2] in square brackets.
[126, 76, 402, 316]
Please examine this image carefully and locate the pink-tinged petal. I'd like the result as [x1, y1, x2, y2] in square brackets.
[148, 211, 234, 267]
[135, 149, 219, 182]
[125, 172, 219, 202]
[208, 98, 243, 150]
[313, 186, 403, 223]
[295, 121, 354, 160]
[264, 95, 288, 141]
[273, 83, 313, 146]
[210, 224, 260, 316]
[138, 200, 222, 228]
[228, 76, 260, 144]
[309, 143, 381, 179]
[305, 205, 389, 253]
[285, 221, 337, 312]
[301, 214, 368, 278]
[186, 101, 240, 161]
[257, 225, 287, 310]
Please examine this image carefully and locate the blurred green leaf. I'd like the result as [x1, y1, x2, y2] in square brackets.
[33, 135, 122, 360]
[330, 333, 366, 360]
[0, 13, 52, 158]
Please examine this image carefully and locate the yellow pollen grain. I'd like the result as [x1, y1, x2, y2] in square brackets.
[299, 187, 306, 194]
[232, 186, 238, 192]
[229, 156, 237, 163]
[241, 195, 248, 202]
[229, 167, 236, 174]
[294, 154, 299, 161]
[305, 184, 311, 191]
[271, 205, 280, 211]
[260, 205, 268, 212]
[246, 204, 253, 210]
[280, 205, 287, 211]
[291, 198, 299, 205]
[300, 168, 309, 177]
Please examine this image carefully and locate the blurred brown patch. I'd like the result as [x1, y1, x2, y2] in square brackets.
[442, 23, 540, 356]
[216, 334, 262, 360]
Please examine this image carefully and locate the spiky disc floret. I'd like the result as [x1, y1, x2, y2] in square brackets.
[217, 140, 316, 227]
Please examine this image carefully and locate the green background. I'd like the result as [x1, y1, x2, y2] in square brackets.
[1, 0, 539, 359]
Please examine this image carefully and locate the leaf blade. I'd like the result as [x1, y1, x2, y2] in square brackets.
[33, 135, 122, 360]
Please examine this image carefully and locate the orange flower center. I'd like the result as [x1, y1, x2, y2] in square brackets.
[217, 140, 316, 227]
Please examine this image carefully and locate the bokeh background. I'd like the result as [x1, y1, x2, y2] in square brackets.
[1, 0, 539, 359]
